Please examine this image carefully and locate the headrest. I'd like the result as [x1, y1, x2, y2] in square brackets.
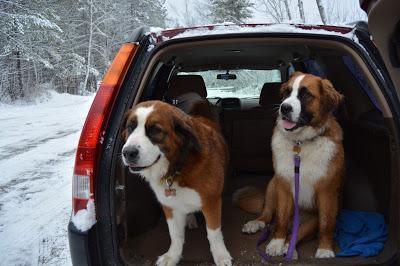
[166, 75, 207, 99]
[171, 92, 205, 114]
[259, 82, 282, 108]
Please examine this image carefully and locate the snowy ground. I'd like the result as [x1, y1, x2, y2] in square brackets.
[0, 91, 94, 266]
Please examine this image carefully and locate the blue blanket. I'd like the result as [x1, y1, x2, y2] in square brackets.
[334, 209, 388, 257]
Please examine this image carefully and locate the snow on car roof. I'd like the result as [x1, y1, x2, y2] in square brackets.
[149, 23, 354, 43]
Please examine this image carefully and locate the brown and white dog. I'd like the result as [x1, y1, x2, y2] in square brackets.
[235, 72, 344, 259]
[121, 100, 232, 266]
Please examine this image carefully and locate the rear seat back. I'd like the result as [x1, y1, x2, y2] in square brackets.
[221, 82, 282, 174]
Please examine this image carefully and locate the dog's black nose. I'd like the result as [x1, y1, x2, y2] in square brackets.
[280, 103, 293, 115]
[122, 146, 139, 162]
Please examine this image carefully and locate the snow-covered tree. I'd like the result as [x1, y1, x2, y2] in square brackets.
[0, 0, 62, 101]
[0, 0, 167, 101]
[209, 0, 254, 23]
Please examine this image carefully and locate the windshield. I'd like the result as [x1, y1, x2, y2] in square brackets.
[178, 69, 281, 98]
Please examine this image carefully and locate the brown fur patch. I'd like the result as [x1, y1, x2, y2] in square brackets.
[162, 205, 173, 219]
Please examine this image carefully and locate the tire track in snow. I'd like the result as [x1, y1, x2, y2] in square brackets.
[0, 129, 79, 161]
[0, 92, 94, 266]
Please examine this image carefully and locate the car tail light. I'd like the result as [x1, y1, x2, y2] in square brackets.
[72, 43, 138, 215]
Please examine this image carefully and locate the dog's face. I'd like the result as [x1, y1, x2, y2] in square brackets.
[121, 101, 200, 176]
[278, 72, 343, 132]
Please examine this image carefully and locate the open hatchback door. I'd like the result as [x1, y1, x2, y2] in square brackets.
[365, 0, 400, 97]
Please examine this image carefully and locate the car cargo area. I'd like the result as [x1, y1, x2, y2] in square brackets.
[112, 37, 399, 265]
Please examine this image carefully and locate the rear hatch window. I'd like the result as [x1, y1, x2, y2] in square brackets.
[178, 69, 281, 98]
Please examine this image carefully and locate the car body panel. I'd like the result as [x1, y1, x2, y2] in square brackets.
[69, 21, 400, 265]
[368, 0, 400, 98]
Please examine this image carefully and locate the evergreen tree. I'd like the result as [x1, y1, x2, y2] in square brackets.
[0, 0, 167, 101]
[209, 0, 254, 23]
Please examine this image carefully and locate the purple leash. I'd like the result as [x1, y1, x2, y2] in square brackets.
[256, 220, 273, 261]
[256, 151, 301, 261]
[285, 154, 301, 260]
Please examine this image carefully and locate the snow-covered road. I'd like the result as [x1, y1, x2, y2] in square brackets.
[0, 92, 94, 265]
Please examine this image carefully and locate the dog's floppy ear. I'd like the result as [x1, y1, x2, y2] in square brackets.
[321, 79, 344, 112]
[173, 117, 201, 153]
[279, 82, 288, 96]
[120, 110, 131, 140]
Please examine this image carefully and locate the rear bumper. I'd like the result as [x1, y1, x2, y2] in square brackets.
[68, 220, 98, 266]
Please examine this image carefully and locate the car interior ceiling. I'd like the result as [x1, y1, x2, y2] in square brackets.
[116, 40, 396, 264]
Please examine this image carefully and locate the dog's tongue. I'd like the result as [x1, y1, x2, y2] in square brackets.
[282, 119, 297, 130]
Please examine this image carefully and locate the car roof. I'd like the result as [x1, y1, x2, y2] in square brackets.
[149, 23, 354, 44]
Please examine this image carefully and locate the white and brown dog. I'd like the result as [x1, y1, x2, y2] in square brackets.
[121, 100, 232, 266]
[235, 72, 344, 259]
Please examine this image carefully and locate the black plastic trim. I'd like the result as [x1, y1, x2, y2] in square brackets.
[68, 221, 99, 266]
[130, 26, 151, 43]
[94, 35, 152, 266]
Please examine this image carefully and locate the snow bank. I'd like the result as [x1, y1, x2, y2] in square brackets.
[71, 200, 96, 232]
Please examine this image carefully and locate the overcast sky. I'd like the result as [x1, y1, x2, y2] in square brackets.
[164, 0, 367, 28]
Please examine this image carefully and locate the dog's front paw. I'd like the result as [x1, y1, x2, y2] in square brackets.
[242, 220, 265, 234]
[186, 213, 198, 229]
[283, 242, 298, 259]
[315, 248, 335, 258]
[156, 253, 179, 266]
[214, 252, 232, 266]
[265, 238, 285, 256]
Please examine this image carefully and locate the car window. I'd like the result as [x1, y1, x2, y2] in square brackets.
[178, 69, 281, 98]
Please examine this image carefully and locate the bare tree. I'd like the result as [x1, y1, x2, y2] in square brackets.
[82, 0, 94, 94]
[315, 0, 327, 24]
[297, 0, 305, 23]
[284, 0, 292, 21]
[259, 0, 292, 23]
[325, 0, 367, 25]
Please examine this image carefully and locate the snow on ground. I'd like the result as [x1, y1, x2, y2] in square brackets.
[0, 91, 94, 266]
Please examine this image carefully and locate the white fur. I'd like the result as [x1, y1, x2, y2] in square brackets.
[122, 106, 161, 168]
[315, 248, 335, 258]
[149, 177, 202, 214]
[272, 125, 337, 209]
[281, 75, 305, 122]
[206, 227, 232, 266]
[265, 238, 285, 256]
[139, 155, 169, 182]
[156, 210, 186, 266]
[242, 220, 265, 234]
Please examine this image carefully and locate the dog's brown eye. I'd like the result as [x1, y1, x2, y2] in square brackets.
[127, 121, 137, 133]
[147, 124, 162, 136]
[299, 87, 314, 100]
[282, 89, 291, 99]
